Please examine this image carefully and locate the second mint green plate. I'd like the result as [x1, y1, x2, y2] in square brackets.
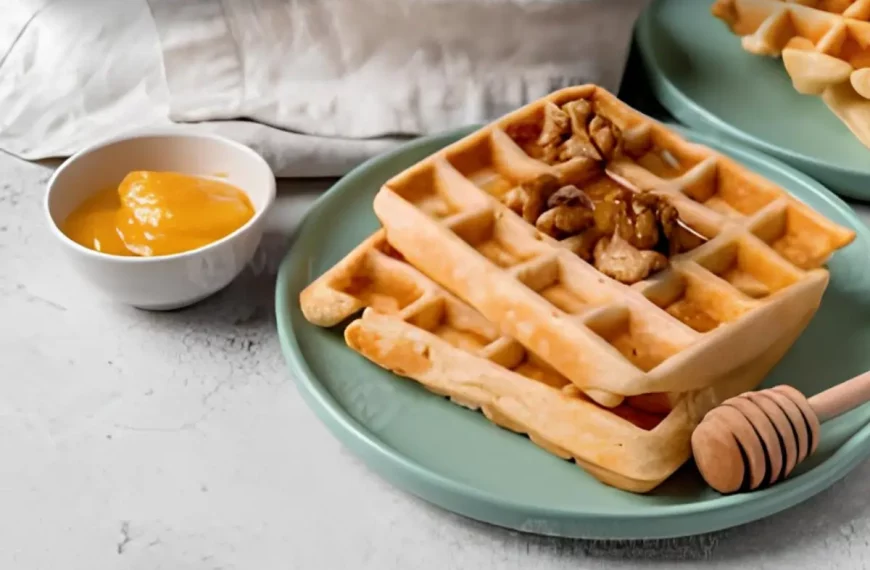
[276, 126, 870, 539]
[635, 0, 870, 201]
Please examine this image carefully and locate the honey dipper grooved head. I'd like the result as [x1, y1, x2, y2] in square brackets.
[691, 386, 821, 494]
[691, 416, 745, 494]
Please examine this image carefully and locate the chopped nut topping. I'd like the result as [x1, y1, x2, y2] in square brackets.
[589, 115, 623, 161]
[500, 95, 708, 284]
[535, 204, 594, 238]
[500, 173, 705, 284]
[504, 174, 561, 224]
[628, 207, 660, 250]
[560, 138, 598, 162]
[513, 96, 632, 165]
[546, 184, 595, 209]
[538, 102, 570, 148]
[560, 99, 600, 162]
[593, 235, 668, 284]
[565, 99, 592, 129]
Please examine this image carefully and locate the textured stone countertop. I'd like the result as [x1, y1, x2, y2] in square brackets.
[3, 150, 870, 570]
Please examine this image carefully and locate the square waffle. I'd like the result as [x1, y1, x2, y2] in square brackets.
[301, 232, 779, 492]
[712, 0, 870, 148]
[299, 85, 855, 492]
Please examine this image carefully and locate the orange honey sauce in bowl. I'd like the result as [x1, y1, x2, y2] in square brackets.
[62, 171, 255, 257]
[45, 132, 275, 310]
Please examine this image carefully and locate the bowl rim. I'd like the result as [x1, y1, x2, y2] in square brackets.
[43, 131, 277, 264]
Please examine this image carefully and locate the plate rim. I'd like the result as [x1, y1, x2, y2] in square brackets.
[634, 0, 870, 180]
[275, 125, 870, 539]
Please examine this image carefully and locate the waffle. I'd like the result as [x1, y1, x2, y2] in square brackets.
[712, 0, 870, 148]
[301, 231, 787, 492]
[371, 85, 854, 398]
[299, 85, 855, 492]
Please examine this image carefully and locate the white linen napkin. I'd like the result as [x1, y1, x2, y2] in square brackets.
[0, 0, 647, 177]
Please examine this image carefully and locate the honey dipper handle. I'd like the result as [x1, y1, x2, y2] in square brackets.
[808, 370, 870, 423]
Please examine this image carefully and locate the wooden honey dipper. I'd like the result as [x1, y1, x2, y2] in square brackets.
[691, 371, 870, 494]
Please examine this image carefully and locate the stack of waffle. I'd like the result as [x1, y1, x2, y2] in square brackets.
[299, 85, 855, 493]
[713, 0, 870, 148]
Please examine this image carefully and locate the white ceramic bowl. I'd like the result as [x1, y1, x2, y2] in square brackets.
[45, 132, 276, 310]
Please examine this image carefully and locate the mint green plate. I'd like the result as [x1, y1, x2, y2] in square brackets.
[275, 126, 870, 539]
[635, 0, 870, 201]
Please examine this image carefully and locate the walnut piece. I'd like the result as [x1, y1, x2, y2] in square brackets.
[538, 102, 570, 148]
[589, 115, 623, 161]
[623, 192, 660, 250]
[559, 99, 600, 162]
[591, 190, 621, 236]
[565, 99, 592, 131]
[522, 174, 561, 223]
[538, 103, 571, 163]
[524, 184, 596, 239]
[627, 208, 659, 250]
[536, 204, 594, 238]
[593, 235, 668, 284]
[503, 174, 561, 224]
[546, 184, 595, 209]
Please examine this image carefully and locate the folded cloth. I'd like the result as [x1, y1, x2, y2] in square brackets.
[0, 0, 648, 177]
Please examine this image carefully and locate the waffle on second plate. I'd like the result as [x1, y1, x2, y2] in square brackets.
[712, 0, 870, 148]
